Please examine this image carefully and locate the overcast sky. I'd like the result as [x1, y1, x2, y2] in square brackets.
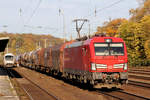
[0, 0, 139, 39]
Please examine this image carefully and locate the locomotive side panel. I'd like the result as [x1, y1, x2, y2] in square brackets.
[82, 45, 91, 72]
[64, 42, 91, 81]
[64, 46, 84, 74]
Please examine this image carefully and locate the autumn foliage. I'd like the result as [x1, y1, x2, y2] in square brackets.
[95, 18, 127, 37]
[96, 0, 150, 66]
[0, 32, 64, 55]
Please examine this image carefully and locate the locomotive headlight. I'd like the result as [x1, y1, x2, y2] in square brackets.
[91, 63, 96, 70]
[105, 39, 112, 43]
[96, 64, 107, 68]
[114, 64, 124, 68]
[124, 63, 128, 70]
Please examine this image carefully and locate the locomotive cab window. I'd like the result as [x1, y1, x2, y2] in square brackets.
[94, 43, 109, 56]
[5, 56, 14, 61]
[94, 43, 124, 56]
[110, 43, 124, 56]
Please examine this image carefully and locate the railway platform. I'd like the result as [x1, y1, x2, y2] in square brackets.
[0, 67, 19, 100]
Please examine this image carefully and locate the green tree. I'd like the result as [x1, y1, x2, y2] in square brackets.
[140, 15, 150, 59]
[118, 21, 147, 66]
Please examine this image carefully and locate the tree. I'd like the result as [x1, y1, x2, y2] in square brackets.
[130, 0, 150, 22]
[140, 15, 150, 59]
[95, 18, 127, 37]
[118, 19, 149, 66]
[0, 32, 64, 55]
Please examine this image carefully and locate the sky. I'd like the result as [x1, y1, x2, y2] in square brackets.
[0, 0, 139, 40]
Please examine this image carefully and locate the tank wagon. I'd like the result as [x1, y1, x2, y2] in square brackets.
[19, 36, 128, 88]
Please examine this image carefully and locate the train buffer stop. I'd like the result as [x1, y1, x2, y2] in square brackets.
[0, 37, 19, 100]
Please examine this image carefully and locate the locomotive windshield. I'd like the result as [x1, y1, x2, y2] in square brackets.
[5, 56, 14, 61]
[94, 43, 124, 56]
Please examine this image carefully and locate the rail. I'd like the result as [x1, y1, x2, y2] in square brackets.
[4, 67, 60, 100]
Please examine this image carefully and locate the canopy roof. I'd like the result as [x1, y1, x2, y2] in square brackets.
[0, 37, 9, 52]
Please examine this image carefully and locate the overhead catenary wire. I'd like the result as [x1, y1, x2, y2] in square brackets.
[60, 0, 126, 40]
[25, 0, 42, 25]
[91, 0, 125, 23]
[17, 0, 33, 32]
[80, 0, 126, 35]
[67, 0, 126, 37]
[20, 0, 126, 40]
[21, 0, 61, 37]
[20, 0, 42, 33]
[84, 0, 125, 19]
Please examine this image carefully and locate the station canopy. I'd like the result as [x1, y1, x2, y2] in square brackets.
[0, 37, 9, 52]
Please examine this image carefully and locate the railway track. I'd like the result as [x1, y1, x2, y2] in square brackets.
[12, 67, 150, 100]
[95, 89, 150, 100]
[129, 71, 150, 75]
[129, 69, 150, 72]
[128, 80, 150, 88]
[3, 66, 150, 100]
[4, 67, 60, 100]
[92, 80, 150, 100]
[129, 74, 150, 81]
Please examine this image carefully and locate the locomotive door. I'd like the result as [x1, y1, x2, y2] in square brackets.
[82, 46, 88, 72]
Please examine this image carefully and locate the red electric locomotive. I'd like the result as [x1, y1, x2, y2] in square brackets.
[63, 36, 128, 88]
[19, 35, 128, 88]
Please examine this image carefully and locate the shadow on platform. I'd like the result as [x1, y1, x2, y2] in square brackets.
[0, 66, 8, 76]
[0, 65, 22, 78]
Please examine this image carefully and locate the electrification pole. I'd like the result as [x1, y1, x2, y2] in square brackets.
[44, 39, 47, 48]
[59, 8, 66, 43]
[39, 41, 41, 49]
[88, 23, 91, 37]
